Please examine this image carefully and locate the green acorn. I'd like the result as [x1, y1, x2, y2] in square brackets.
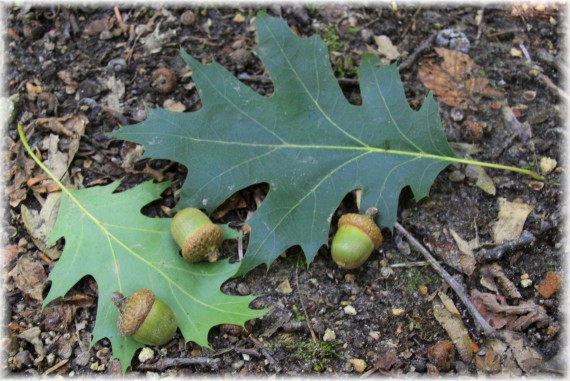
[170, 208, 224, 263]
[112, 289, 177, 346]
[331, 209, 382, 269]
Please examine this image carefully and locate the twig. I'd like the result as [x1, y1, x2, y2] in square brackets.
[400, 6, 422, 39]
[394, 222, 495, 335]
[390, 261, 429, 268]
[475, 230, 536, 262]
[295, 265, 317, 343]
[538, 73, 570, 102]
[42, 358, 69, 376]
[136, 357, 220, 372]
[250, 336, 282, 373]
[398, 32, 437, 72]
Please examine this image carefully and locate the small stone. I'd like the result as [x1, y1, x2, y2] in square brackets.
[236, 283, 250, 295]
[391, 308, 405, 316]
[380, 266, 394, 278]
[522, 90, 537, 101]
[510, 47, 523, 58]
[528, 180, 544, 191]
[90, 361, 100, 371]
[138, 347, 154, 363]
[436, 29, 470, 53]
[521, 273, 530, 280]
[448, 170, 465, 182]
[369, 331, 380, 340]
[323, 328, 336, 342]
[520, 279, 533, 288]
[540, 157, 557, 175]
[350, 358, 367, 373]
[343, 305, 357, 316]
[14, 351, 33, 367]
[232, 359, 245, 370]
[163, 99, 186, 112]
[450, 107, 464, 122]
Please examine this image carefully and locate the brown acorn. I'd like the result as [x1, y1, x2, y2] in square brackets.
[170, 208, 224, 263]
[331, 208, 382, 269]
[151, 67, 176, 94]
[112, 289, 177, 346]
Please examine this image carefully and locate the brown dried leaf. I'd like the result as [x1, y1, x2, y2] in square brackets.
[470, 289, 549, 331]
[492, 198, 534, 244]
[8, 253, 47, 302]
[428, 340, 455, 371]
[475, 348, 502, 374]
[34, 114, 88, 138]
[418, 47, 505, 110]
[373, 35, 400, 61]
[448, 229, 477, 275]
[432, 293, 473, 363]
[375, 349, 398, 370]
[484, 263, 522, 299]
[499, 331, 543, 373]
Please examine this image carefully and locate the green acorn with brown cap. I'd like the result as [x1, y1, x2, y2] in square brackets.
[112, 289, 177, 346]
[170, 208, 224, 263]
[331, 208, 383, 269]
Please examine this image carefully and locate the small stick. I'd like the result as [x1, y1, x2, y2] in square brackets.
[250, 336, 282, 373]
[394, 222, 495, 334]
[475, 230, 536, 262]
[295, 265, 317, 343]
[136, 357, 220, 372]
[538, 73, 570, 102]
[42, 359, 69, 376]
[398, 32, 437, 72]
[390, 261, 429, 268]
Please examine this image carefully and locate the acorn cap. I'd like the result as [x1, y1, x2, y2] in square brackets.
[338, 213, 382, 249]
[117, 289, 155, 337]
[181, 224, 224, 262]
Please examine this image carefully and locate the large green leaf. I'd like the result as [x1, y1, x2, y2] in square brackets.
[110, 12, 460, 276]
[43, 180, 265, 372]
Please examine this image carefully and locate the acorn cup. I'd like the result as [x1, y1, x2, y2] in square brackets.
[331, 208, 383, 270]
[112, 289, 178, 346]
[170, 208, 224, 263]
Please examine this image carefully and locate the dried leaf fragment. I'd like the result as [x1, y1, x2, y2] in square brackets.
[428, 340, 455, 371]
[492, 198, 534, 244]
[499, 331, 543, 373]
[418, 47, 505, 110]
[373, 35, 400, 61]
[8, 253, 47, 302]
[432, 293, 473, 363]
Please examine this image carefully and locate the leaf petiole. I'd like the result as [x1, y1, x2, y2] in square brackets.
[17, 123, 105, 229]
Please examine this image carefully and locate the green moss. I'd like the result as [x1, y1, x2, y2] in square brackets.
[294, 339, 343, 372]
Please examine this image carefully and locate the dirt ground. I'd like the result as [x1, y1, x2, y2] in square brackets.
[2, 3, 565, 377]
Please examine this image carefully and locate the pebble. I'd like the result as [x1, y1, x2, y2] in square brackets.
[448, 170, 465, 182]
[350, 358, 367, 373]
[343, 305, 357, 316]
[323, 328, 336, 342]
[392, 308, 405, 316]
[236, 283, 251, 295]
[540, 157, 557, 175]
[138, 347, 154, 363]
[232, 359, 245, 370]
[436, 29, 470, 53]
[14, 350, 33, 367]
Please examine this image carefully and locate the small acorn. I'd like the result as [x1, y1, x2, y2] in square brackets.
[171, 208, 224, 263]
[112, 289, 177, 346]
[331, 208, 382, 269]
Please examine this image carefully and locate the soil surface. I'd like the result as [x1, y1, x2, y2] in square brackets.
[2, 3, 565, 377]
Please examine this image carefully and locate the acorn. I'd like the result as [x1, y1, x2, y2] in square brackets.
[170, 208, 224, 263]
[331, 208, 382, 269]
[112, 289, 177, 346]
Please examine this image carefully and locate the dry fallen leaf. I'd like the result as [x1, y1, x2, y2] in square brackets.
[471, 289, 549, 331]
[373, 35, 400, 61]
[465, 165, 496, 195]
[448, 229, 477, 275]
[499, 331, 543, 373]
[419, 47, 505, 110]
[428, 340, 455, 371]
[432, 293, 473, 363]
[492, 198, 534, 244]
[8, 253, 47, 302]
